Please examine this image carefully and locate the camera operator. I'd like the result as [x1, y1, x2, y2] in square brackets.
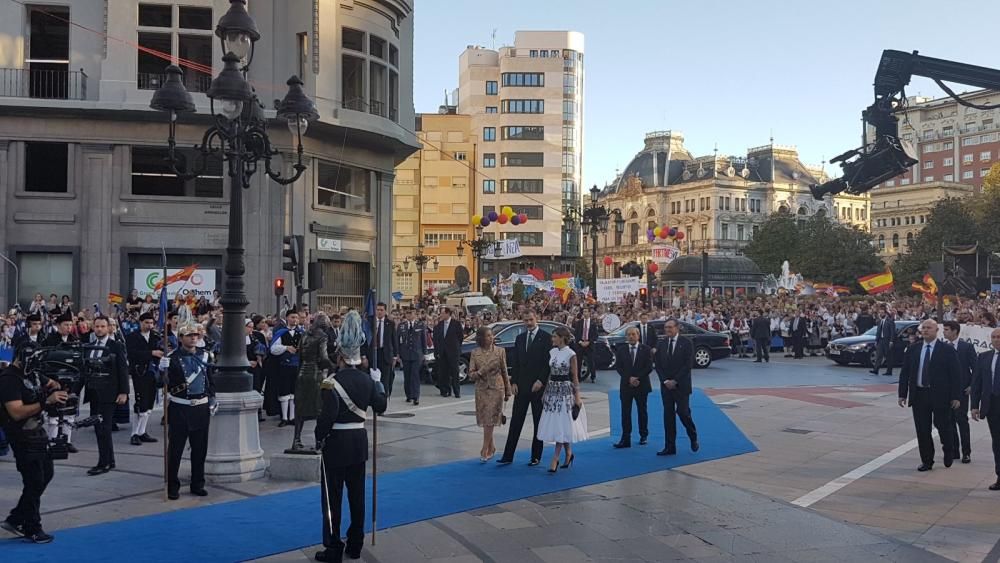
[41, 310, 78, 452]
[83, 316, 129, 476]
[0, 345, 67, 543]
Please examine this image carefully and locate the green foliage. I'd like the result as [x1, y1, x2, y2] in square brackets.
[743, 212, 884, 290]
[512, 279, 525, 303]
[574, 257, 593, 286]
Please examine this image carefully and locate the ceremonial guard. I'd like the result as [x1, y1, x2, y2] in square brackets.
[315, 311, 386, 563]
[159, 320, 215, 500]
[41, 310, 78, 452]
[126, 312, 163, 446]
[270, 308, 303, 426]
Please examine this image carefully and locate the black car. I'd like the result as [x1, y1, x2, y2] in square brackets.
[444, 321, 572, 384]
[825, 320, 920, 368]
[595, 320, 731, 370]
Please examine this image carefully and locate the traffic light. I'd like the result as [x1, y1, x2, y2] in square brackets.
[274, 277, 285, 296]
[282, 235, 304, 283]
[639, 287, 648, 300]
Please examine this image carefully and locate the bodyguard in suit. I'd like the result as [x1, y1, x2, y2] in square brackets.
[871, 305, 897, 376]
[750, 310, 771, 363]
[790, 311, 808, 359]
[499, 311, 551, 466]
[898, 320, 962, 471]
[637, 313, 658, 352]
[654, 319, 698, 456]
[433, 308, 464, 398]
[613, 327, 652, 448]
[942, 320, 976, 463]
[84, 316, 130, 476]
[370, 303, 398, 401]
[971, 328, 1000, 491]
[574, 308, 599, 383]
[397, 308, 426, 405]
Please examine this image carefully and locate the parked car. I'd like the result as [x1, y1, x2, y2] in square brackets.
[825, 320, 920, 368]
[594, 320, 731, 370]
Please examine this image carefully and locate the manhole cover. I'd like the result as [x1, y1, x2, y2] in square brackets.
[456, 411, 477, 416]
[381, 413, 415, 419]
[782, 428, 813, 434]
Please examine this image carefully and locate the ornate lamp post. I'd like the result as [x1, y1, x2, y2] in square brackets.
[403, 244, 438, 300]
[565, 185, 623, 298]
[457, 225, 501, 292]
[149, 0, 318, 481]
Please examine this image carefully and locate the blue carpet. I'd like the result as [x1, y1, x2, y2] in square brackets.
[4, 389, 755, 562]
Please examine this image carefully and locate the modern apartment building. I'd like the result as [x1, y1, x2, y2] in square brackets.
[0, 0, 418, 311]
[392, 111, 478, 302]
[457, 31, 585, 272]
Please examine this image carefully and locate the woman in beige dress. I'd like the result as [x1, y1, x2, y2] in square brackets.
[468, 326, 511, 462]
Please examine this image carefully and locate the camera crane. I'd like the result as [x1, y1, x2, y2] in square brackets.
[810, 50, 1000, 199]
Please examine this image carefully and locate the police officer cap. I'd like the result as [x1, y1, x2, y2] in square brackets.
[178, 322, 200, 336]
[139, 312, 155, 322]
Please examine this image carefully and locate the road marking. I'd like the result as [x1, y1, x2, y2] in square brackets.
[394, 398, 476, 413]
[590, 426, 611, 437]
[716, 398, 749, 406]
[791, 431, 935, 508]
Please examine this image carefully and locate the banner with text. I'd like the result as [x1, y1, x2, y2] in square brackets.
[959, 324, 996, 354]
[651, 244, 681, 265]
[596, 276, 641, 303]
[481, 240, 522, 260]
[134, 269, 216, 299]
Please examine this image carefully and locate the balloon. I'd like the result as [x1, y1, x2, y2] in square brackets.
[658, 229, 669, 239]
[511, 215, 521, 225]
[498, 213, 509, 224]
[471, 214, 482, 226]
[487, 211, 499, 222]
[676, 231, 685, 240]
[479, 217, 490, 227]
[668, 227, 677, 237]
[653, 227, 662, 237]
[647, 228, 654, 237]
[648, 262, 659, 274]
[501, 206, 514, 217]
[603, 256, 613, 266]
[518, 213, 528, 224]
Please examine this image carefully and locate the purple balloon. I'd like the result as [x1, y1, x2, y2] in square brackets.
[668, 227, 677, 237]
[480, 217, 490, 227]
[647, 228, 654, 237]
[487, 211, 499, 222]
[511, 215, 521, 225]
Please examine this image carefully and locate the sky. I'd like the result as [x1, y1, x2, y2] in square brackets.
[412, 0, 1000, 190]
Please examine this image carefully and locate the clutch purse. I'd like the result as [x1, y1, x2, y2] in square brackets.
[571, 403, 581, 421]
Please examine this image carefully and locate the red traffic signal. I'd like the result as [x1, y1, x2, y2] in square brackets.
[274, 277, 285, 296]
[639, 287, 647, 297]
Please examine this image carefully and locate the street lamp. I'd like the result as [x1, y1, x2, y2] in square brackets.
[148, 0, 318, 481]
[564, 185, 623, 298]
[404, 244, 437, 299]
[458, 225, 500, 292]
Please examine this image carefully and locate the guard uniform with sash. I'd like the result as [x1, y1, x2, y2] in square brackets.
[314, 366, 387, 563]
[163, 345, 214, 499]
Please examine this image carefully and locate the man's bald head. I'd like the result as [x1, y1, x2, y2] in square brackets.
[991, 328, 1000, 351]
[919, 319, 939, 343]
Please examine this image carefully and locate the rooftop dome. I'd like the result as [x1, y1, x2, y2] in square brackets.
[660, 255, 764, 283]
[610, 131, 692, 193]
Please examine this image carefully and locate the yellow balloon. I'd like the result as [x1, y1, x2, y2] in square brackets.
[653, 227, 662, 237]
[471, 214, 482, 226]
[501, 206, 514, 217]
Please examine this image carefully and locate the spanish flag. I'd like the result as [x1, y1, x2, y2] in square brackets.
[551, 272, 573, 304]
[154, 264, 199, 291]
[858, 271, 894, 294]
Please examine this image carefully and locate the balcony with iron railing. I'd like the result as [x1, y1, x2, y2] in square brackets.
[0, 67, 87, 100]
[137, 71, 211, 94]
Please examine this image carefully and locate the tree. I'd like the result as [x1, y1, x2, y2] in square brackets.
[512, 279, 525, 303]
[742, 211, 801, 276]
[574, 257, 593, 287]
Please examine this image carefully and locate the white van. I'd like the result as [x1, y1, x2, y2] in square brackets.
[445, 292, 498, 317]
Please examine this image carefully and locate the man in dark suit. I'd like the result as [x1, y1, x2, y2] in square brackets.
[653, 319, 698, 456]
[614, 327, 652, 448]
[397, 308, 427, 405]
[790, 311, 808, 359]
[750, 309, 771, 363]
[943, 320, 976, 463]
[971, 328, 1000, 491]
[898, 319, 962, 471]
[871, 304, 897, 376]
[499, 311, 551, 466]
[84, 316, 130, 476]
[432, 308, 463, 398]
[370, 303, 398, 401]
[855, 307, 876, 336]
[574, 308, 599, 383]
[637, 313, 658, 352]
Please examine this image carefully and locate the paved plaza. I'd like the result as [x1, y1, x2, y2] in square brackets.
[3, 356, 999, 562]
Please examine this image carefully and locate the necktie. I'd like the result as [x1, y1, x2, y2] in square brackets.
[631, 345, 636, 365]
[669, 338, 675, 357]
[920, 344, 932, 387]
[527, 330, 534, 351]
[584, 320, 589, 337]
[376, 320, 383, 349]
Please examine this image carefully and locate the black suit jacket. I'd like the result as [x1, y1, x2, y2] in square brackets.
[948, 339, 977, 391]
[510, 328, 552, 389]
[433, 320, 463, 363]
[750, 316, 771, 340]
[614, 342, 652, 393]
[971, 350, 999, 417]
[789, 317, 808, 338]
[370, 317, 397, 366]
[126, 330, 160, 377]
[636, 324, 658, 350]
[898, 340, 962, 408]
[85, 338, 130, 403]
[573, 319, 599, 353]
[875, 316, 896, 344]
[654, 336, 693, 395]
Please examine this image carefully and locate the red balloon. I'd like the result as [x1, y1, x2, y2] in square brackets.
[498, 213, 509, 224]
[648, 262, 659, 274]
[658, 229, 669, 239]
[518, 213, 528, 224]
[603, 256, 613, 266]
[675, 231, 686, 240]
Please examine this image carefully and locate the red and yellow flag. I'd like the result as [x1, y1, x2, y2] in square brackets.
[858, 271, 894, 294]
[154, 264, 199, 291]
[107, 292, 124, 305]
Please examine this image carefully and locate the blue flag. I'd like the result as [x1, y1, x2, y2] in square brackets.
[362, 288, 375, 343]
[157, 289, 168, 334]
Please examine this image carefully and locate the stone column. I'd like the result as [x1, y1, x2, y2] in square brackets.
[375, 171, 394, 302]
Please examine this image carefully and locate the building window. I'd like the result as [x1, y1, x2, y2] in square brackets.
[561, 152, 575, 174]
[483, 153, 496, 168]
[24, 142, 68, 193]
[943, 157, 953, 166]
[342, 27, 364, 51]
[892, 233, 899, 248]
[700, 224, 708, 239]
[962, 137, 977, 146]
[529, 50, 538, 58]
[342, 55, 365, 110]
[483, 127, 496, 142]
[981, 151, 992, 161]
[25, 5, 71, 99]
[501, 72, 545, 87]
[453, 151, 467, 161]
[483, 180, 496, 194]
[944, 141, 954, 149]
[423, 232, 466, 247]
[137, 5, 213, 93]
[518, 206, 544, 220]
[369, 60, 387, 117]
[901, 178, 910, 185]
[501, 126, 544, 140]
[501, 99, 544, 113]
[878, 235, 885, 250]
[17, 252, 74, 309]
[485, 81, 498, 95]
[485, 106, 497, 114]
[721, 223, 729, 240]
[923, 160, 933, 169]
[317, 160, 371, 213]
[505, 232, 543, 247]
[737, 224, 745, 240]
[963, 154, 974, 164]
[501, 153, 544, 167]
[963, 170, 974, 179]
[502, 179, 543, 193]
[925, 175, 934, 182]
[981, 168, 991, 177]
[131, 147, 222, 198]
[944, 174, 954, 181]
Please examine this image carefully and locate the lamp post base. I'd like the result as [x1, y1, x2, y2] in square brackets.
[205, 390, 268, 483]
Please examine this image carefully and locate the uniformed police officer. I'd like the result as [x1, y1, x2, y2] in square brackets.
[0, 344, 67, 543]
[397, 307, 427, 405]
[314, 311, 387, 563]
[159, 321, 215, 500]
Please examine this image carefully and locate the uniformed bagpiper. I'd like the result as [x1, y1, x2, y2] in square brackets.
[159, 320, 215, 500]
[125, 312, 163, 446]
[314, 311, 386, 563]
[270, 307, 303, 427]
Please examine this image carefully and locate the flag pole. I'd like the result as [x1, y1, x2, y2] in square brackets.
[160, 247, 170, 501]
[371, 408, 378, 546]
